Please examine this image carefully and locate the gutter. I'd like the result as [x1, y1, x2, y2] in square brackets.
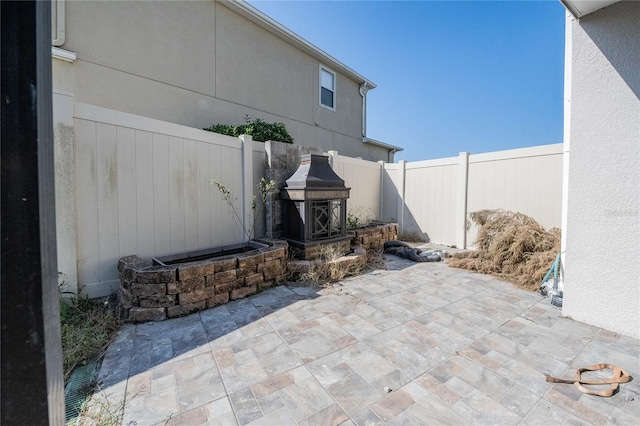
[363, 138, 404, 163]
[52, 0, 66, 46]
[359, 83, 371, 137]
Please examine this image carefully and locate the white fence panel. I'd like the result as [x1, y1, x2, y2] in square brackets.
[381, 163, 401, 222]
[74, 103, 245, 297]
[466, 144, 563, 246]
[403, 158, 458, 245]
[331, 153, 382, 222]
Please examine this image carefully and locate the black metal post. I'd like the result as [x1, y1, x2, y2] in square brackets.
[1, 1, 65, 424]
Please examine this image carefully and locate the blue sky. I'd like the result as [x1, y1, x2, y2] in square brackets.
[248, 0, 566, 161]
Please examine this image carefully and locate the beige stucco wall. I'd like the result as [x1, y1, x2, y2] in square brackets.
[562, 2, 640, 339]
[52, 0, 388, 161]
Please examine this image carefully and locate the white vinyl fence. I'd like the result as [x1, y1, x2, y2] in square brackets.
[328, 151, 382, 223]
[70, 103, 261, 297]
[53, 96, 563, 297]
[382, 144, 564, 248]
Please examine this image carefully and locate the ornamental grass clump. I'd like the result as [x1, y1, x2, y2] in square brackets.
[448, 209, 560, 291]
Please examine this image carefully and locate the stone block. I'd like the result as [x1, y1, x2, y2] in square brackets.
[178, 287, 215, 305]
[177, 260, 215, 281]
[287, 260, 311, 274]
[259, 260, 283, 281]
[237, 252, 264, 270]
[212, 255, 237, 272]
[236, 266, 255, 278]
[118, 286, 137, 309]
[167, 301, 206, 319]
[130, 283, 166, 297]
[206, 269, 237, 286]
[244, 273, 264, 287]
[139, 295, 176, 308]
[263, 246, 286, 262]
[258, 280, 276, 291]
[128, 307, 166, 322]
[118, 255, 150, 273]
[231, 285, 257, 300]
[215, 279, 243, 295]
[167, 277, 205, 295]
[207, 293, 229, 308]
[135, 265, 177, 283]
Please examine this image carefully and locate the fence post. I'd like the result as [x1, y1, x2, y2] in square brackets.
[378, 161, 385, 221]
[327, 150, 338, 170]
[240, 135, 254, 241]
[398, 160, 406, 234]
[456, 152, 469, 249]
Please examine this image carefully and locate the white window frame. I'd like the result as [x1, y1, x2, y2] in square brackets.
[319, 64, 336, 111]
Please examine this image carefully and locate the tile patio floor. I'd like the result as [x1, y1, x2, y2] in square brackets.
[95, 256, 640, 425]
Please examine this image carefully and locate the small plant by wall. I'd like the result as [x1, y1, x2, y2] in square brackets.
[204, 115, 293, 144]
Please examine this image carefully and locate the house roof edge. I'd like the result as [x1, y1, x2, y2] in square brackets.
[219, 0, 377, 89]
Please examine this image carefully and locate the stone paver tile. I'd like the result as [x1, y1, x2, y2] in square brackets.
[164, 406, 208, 426]
[327, 373, 381, 417]
[307, 357, 356, 387]
[551, 317, 600, 338]
[174, 353, 226, 413]
[123, 387, 179, 426]
[370, 369, 412, 395]
[217, 352, 269, 394]
[368, 389, 415, 422]
[202, 397, 238, 425]
[415, 372, 463, 406]
[129, 336, 174, 376]
[578, 389, 640, 425]
[520, 400, 592, 426]
[452, 389, 521, 425]
[350, 408, 384, 426]
[229, 387, 262, 426]
[455, 361, 514, 401]
[256, 392, 286, 415]
[341, 314, 384, 340]
[206, 318, 275, 350]
[388, 393, 470, 426]
[458, 347, 502, 372]
[544, 388, 609, 424]
[298, 403, 349, 426]
[237, 332, 302, 376]
[152, 373, 176, 394]
[498, 384, 540, 417]
[428, 355, 474, 383]
[250, 371, 295, 398]
[279, 376, 335, 421]
[246, 407, 297, 426]
[494, 357, 553, 398]
[213, 347, 236, 368]
[128, 371, 152, 396]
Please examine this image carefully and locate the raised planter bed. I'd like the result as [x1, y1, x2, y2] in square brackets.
[117, 239, 288, 322]
[348, 222, 398, 251]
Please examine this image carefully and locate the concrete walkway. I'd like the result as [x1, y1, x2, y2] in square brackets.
[95, 256, 639, 425]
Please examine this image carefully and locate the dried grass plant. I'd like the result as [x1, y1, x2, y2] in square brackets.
[449, 209, 560, 291]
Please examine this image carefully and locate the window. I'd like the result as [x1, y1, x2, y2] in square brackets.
[319, 66, 335, 110]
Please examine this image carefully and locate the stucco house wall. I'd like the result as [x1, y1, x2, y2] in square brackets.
[562, 1, 640, 339]
[52, 0, 390, 161]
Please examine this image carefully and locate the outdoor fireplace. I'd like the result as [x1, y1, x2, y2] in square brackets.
[282, 154, 351, 260]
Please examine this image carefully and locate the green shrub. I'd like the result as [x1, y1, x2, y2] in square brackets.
[204, 115, 293, 144]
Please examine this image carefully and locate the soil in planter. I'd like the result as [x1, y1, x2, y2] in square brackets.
[161, 246, 257, 265]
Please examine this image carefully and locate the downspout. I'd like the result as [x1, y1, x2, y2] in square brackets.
[52, 0, 66, 47]
[359, 82, 371, 137]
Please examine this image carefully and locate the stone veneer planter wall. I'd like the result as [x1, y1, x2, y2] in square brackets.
[348, 223, 398, 251]
[118, 239, 287, 322]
